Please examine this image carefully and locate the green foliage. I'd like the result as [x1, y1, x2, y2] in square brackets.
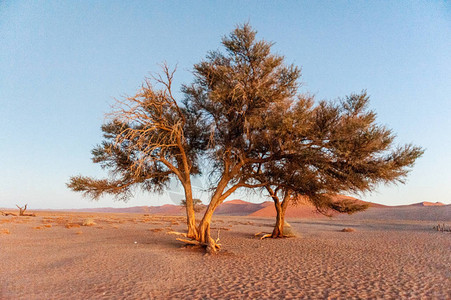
[328, 200, 370, 214]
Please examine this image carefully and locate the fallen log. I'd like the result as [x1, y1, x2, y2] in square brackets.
[0, 211, 17, 217]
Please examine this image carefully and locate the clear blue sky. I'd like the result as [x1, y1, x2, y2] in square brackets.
[1, 1, 450, 209]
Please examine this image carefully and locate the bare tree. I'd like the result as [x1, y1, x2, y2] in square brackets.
[67, 65, 206, 239]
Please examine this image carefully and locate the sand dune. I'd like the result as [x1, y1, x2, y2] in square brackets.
[337, 205, 451, 222]
[406, 201, 445, 207]
[214, 200, 272, 216]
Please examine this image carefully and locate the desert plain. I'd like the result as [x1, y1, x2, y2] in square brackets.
[1, 202, 450, 299]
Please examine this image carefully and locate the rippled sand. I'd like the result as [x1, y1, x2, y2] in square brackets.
[1, 211, 450, 299]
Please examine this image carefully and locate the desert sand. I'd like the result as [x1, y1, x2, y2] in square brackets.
[1, 207, 450, 299]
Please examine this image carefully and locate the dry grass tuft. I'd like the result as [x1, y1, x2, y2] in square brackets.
[75, 231, 83, 235]
[33, 226, 43, 230]
[44, 224, 52, 228]
[1, 228, 10, 234]
[341, 227, 356, 232]
[65, 223, 81, 229]
[149, 228, 164, 232]
[82, 218, 96, 226]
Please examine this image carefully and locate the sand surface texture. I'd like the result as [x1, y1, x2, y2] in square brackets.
[1, 209, 450, 299]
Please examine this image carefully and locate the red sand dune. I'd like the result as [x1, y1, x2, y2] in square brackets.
[249, 203, 326, 218]
[410, 201, 445, 207]
[214, 200, 272, 216]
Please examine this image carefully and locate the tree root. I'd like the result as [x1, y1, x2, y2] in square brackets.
[254, 232, 273, 239]
[176, 238, 221, 253]
[254, 231, 296, 239]
[167, 231, 187, 237]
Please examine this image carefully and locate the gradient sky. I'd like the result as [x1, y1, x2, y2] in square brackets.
[1, 1, 450, 209]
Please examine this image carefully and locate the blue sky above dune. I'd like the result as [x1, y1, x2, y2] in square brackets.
[0, 1, 450, 208]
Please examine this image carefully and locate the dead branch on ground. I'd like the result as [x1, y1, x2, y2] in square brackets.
[16, 204, 36, 217]
[0, 211, 17, 216]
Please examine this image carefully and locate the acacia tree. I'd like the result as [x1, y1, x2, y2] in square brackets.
[180, 198, 204, 213]
[67, 65, 207, 239]
[251, 92, 423, 238]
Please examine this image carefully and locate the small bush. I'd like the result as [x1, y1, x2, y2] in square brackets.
[341, 227, 356, 232]
[1, 228, 10, 234]
[82, 219, 96, 226]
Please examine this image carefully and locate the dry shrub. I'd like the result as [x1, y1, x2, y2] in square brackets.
[341, 227, 356, 232]
[33, 226, 43, 230]
[65, 223, 81, 229]
[212, 227, 231, 231]
[149, 228, 164, 232]
[82, 218, 96, 226]
[1, 228, 10, 234]
[75, 231, 83, 235]
[44, 224, 52, 228]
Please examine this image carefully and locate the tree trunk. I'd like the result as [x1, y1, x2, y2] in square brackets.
[195, 174, 233, 253]
[183, 183, 199, 239]
[272, 201, 285, 238]
[197, 203, 219, 253]
[271, 190, 290, 238]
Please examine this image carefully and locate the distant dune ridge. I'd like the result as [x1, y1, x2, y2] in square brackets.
[23, 198, 449, 221]
[405, 201, 445, 207]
